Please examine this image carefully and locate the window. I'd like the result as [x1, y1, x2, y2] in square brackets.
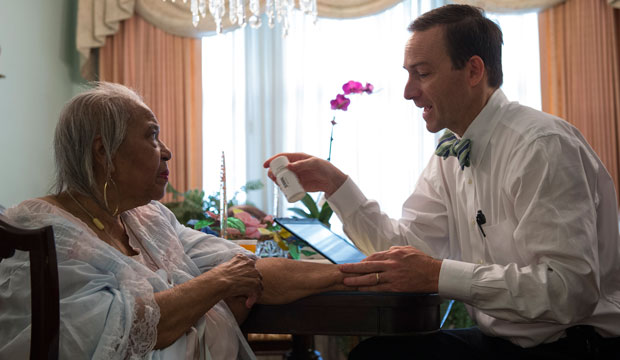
[202, 2, 541, 219]
[488, 11, 541, 111]
[202, 31, 247, 203]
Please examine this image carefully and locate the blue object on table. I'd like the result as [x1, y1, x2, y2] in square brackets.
[200, 226, 219, 236]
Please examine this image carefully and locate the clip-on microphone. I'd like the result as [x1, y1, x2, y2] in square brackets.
[476, 210, 486, 237]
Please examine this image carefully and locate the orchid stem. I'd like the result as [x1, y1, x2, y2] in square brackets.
[327, 116, 335, 162]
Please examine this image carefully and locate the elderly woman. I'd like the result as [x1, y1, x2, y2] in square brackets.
[0, 82, 350, 359]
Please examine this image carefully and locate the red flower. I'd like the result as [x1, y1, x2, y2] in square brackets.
[206, 210, 219, 219]
[330, 94, 351, 111]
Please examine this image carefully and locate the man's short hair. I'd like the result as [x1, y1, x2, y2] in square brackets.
[408, 4, 503, 88]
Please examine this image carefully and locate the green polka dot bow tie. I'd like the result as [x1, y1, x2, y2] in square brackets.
[434, 130, 471, 170]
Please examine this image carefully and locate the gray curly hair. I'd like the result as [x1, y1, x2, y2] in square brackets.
[52, 82, 147, 198]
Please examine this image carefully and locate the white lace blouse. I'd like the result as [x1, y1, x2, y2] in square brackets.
[0, 199, 256, 359]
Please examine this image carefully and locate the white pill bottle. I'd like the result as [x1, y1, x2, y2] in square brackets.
[270, 156, 306, 203]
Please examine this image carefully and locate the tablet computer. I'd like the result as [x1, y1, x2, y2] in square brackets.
[274, 217, 367, 264]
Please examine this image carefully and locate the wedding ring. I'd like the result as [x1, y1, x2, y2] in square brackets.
[375, 272, 380, 285]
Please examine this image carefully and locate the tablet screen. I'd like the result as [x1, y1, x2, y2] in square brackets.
[275, 218, 367, 264]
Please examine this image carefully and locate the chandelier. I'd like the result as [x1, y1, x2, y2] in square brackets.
[164, 0, 318, 35]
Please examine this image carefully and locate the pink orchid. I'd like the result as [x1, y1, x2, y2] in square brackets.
[330, 94, 350, 111]
[328, 80, 374, 162]
[342, 81, 364, 94]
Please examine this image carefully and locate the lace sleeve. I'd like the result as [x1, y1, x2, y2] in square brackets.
[125, 280, 160, 358]
[3, 202, 164, 359]
[64, 236, 162, 360]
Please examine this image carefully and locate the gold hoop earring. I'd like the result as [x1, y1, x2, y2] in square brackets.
[103, 178, 119, 216]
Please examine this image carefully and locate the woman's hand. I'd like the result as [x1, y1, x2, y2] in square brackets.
[209, 254, 263, 308]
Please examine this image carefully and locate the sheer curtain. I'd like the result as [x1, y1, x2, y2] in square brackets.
[202, 1, 542, 221]
[202, 31, 248, 204]
[279, 1, 441, 220]
[488, 11, 541, 111]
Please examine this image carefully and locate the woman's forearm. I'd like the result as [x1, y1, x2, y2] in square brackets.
[152, 257, 349, 348]
[256, 257, 354, 304]
[153, 254, 261, 349]
[153, 271, 227, 349]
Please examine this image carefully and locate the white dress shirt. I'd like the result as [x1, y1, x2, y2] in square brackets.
[328, 89, 620, 347]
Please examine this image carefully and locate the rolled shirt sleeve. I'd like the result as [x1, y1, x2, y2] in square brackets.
[328, 176, 445, 257]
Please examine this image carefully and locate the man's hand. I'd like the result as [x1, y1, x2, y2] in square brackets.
[338, 246, 442, 293]
[263, 153, 348, 196]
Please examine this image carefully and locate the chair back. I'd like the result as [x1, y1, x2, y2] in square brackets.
[0, 214, 59, 360]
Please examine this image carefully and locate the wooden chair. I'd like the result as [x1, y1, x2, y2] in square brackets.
[0, 214, 60, 360]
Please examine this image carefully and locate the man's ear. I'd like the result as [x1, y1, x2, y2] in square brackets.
[92, 135, 107, 167]
[467, 55, 486, 87]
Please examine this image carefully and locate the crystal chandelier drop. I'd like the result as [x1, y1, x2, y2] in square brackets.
[165, 0, 318, 35]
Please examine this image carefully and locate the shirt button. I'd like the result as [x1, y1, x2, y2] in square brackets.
[472, 219, 476, 225]
[477, 259, 484, 264]
[468, 178, 472, 184]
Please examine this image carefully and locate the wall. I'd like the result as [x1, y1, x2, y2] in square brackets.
[0, 0, 85, 207]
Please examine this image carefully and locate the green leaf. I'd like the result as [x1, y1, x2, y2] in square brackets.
[162, 179, 265, 229]
[241, 180, 264, 192]
[288, 208, 312, 218]
[162, 201, 183, 210]
[301, 194, 320, 218]
[194, 218, 215, 230]
[227, 217, 246, 234]
[440, 300, 476, 329]
[166, 183, 183, 200]
[266, 224, 281, 234]
[301, 249, 317, 257]
[184, 189, 206, 207]
[288, 244, 300, 259]
[318, 202, 333, 226]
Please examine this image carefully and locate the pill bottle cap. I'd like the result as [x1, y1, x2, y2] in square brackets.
[270, 156, 289, 174]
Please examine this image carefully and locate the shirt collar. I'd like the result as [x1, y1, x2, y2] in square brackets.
[460, 89, 509, 168]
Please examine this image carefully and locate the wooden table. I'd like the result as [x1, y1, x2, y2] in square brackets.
[242, 291, 442, 359]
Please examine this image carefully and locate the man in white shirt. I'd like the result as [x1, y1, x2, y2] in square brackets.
[264, 4, 620, 359]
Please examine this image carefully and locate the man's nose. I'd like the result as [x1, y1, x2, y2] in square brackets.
[404, 79, 421, 100]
